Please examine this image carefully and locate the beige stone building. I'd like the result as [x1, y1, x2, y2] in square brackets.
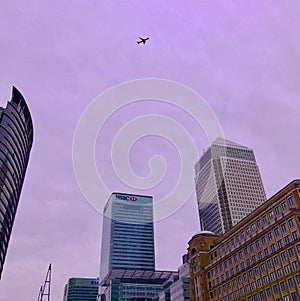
[189, 179, 300, 301]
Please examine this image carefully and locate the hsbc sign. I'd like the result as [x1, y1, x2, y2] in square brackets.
[116, 195, 137, 201]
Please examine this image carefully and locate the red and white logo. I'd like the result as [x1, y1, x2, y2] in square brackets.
[129, 196, 137, 201]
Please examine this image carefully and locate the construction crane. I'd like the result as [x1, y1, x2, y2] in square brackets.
[37, 264, 52, 301]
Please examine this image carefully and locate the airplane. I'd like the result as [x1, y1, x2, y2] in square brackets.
[137, 37, 149, 45]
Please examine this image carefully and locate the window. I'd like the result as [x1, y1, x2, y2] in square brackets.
[275, 206, 280, 215]
[241, 262, 245, 269]
[277, 240, 283, 249]
[262, 216, 267, 224]
[251, 282, 256, 290]
[274, 228, 280, 237]
[267, 232, 273, 241]
[254, 267, 259, 276]
[273, 284, 279, 294]
[246, 259, 250, 267]
[281, 223, 287, 233]
[239, 251, 243, 259]
[292, 261, 298, 271]
[277, 268, 283, 278]
[288, 218, 295, 228]
[285, 235, 291, 244]
[271, 244, 276, 252]
[267, 259, 273, 269]
[252, 255, 256, 264]
[259, 291, 265, 300]
[263, 275, 268, 284]
[261, 236, 266, 245]
[274, 255, 279, 265]
[260, 263, 266, 273]
[243, 273, 248, 281]
[257, 220, 261, 228]
[255, 240, 260, 249]
[281, 252, 287, 262]
[270, 272, 275, 281]
[249, 269, 253, 278]
[296, 243, 300, 254]
[288, 247, 295, 257]
[281, 202, 287, 211]
[269, 211, 274, 219]
[258, 252, 263, 260]
[283, 295, 290, 301]
[239, 287, 244, 296]
[287, 277, 294, 288]
[264, 248, 269, 256]
[291, 292, 297, 301]
[280, 281, 286, 291]
[296, 274, 300, 284]
[244, 248, 248, 256]
[284, 264, 291, 274]
[288, 196, 295, 206]
[266, 288, 271, 297]
[245, 284, 250, 293]
[292, 230, 298, 240]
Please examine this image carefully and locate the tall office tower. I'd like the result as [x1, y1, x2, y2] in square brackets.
[63, 278, 99, 301]
[0, 87, 33, 278]
[195, 138, 266, 236]
[100, 193, 155, 281]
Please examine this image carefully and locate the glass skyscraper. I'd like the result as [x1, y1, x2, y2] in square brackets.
[0, 87, 33, 278]
[195, 138, 266, 236]
[100, 193, 155, 281]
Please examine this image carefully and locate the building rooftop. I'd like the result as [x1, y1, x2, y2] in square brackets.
[212, 137, 249, 149]
[101, 269, 178, 286]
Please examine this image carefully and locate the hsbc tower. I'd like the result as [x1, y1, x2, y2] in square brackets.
[99, 193, 155, 281]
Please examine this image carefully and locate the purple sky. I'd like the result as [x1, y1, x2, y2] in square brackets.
[1, 1, 300, 300]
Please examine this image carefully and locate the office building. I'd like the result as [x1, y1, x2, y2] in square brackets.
[63, 278, 99, 301]
[100, 193, 155, 281]
[195, 137, 266, 236]
[169, 254, 190, 301]
[0, 87, 33, 278]
[188, 179, 300, 301]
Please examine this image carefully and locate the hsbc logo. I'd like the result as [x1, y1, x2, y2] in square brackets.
[116, 195, 137, 202]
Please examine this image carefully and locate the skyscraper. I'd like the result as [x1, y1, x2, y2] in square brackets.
[100, 193, 155, 281]
[195, 138, 266, 236]
[0, 87, 33, 278]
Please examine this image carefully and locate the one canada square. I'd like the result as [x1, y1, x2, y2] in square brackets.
[0, 87, 33, 278]
[195, 138, 266, 236]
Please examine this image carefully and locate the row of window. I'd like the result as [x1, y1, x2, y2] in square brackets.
[210, 220, 298, 279]
[211, 195, 296, 262]
[209, 244, 300, 288]
[211, 274, 300, 301]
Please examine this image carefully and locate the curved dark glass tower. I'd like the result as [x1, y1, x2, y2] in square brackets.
[0, 87, 33, 278]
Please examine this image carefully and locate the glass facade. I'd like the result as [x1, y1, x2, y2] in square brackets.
[0, 87, 33, 278]
[100, 193, 155, 281]
[63, 278, 99, 301]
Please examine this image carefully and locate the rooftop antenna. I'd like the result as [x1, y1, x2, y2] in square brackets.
[37, 264, 52, 301]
